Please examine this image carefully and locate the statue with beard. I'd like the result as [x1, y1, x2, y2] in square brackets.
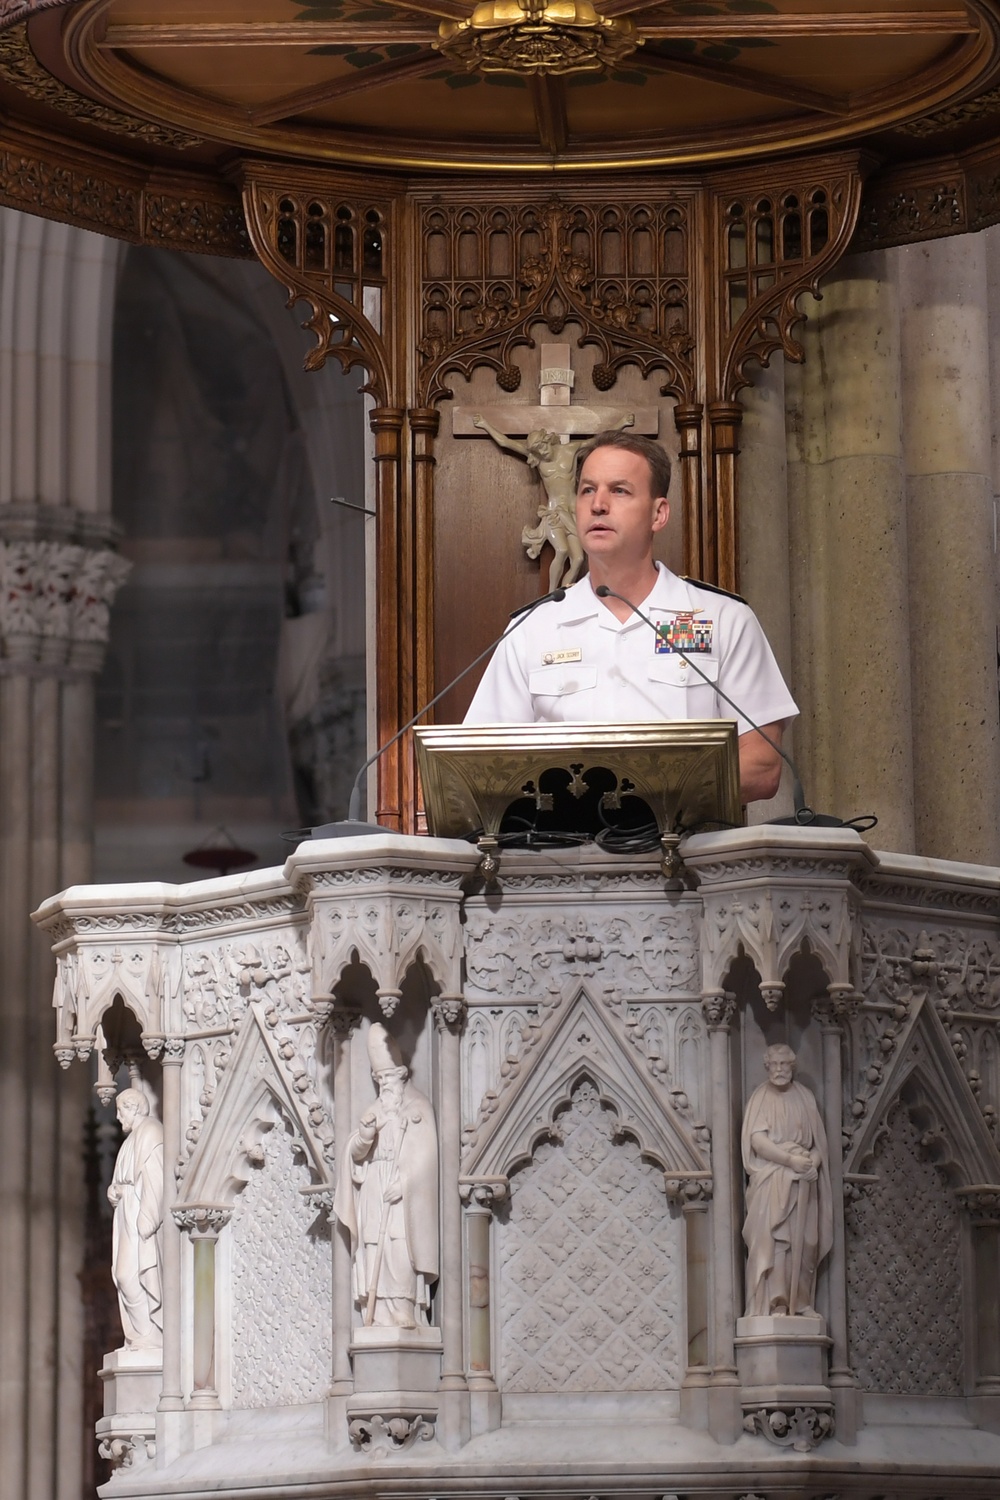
[334, 1024, 439, 1330]
[108, 1087, 164, 1350]
[742, 1044, 832, 1319]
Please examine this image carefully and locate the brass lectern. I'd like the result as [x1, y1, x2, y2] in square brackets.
[415, 721, 741, 878]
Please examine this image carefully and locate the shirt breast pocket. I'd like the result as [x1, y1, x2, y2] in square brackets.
[528, 663, 599, 700]
[646, 654, 719, 717]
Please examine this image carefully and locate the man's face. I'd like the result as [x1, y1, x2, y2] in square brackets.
[117, 1097, 139, 1132]
[575, 446, 669, 567]
[765, 1051, 795, 1089]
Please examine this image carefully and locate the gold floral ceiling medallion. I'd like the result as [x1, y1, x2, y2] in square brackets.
[436, 0, 639, 77]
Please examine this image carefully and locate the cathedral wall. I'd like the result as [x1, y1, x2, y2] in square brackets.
[741, 229, 1000, 863]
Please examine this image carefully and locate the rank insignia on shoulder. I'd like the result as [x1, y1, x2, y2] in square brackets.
[681, 575, 747, 605]
[542, 647, 582, 665]
[654, 613, 714, 654]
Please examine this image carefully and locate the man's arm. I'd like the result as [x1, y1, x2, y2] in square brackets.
[472, 414, 527, 456]
[739, 721, 785, 803]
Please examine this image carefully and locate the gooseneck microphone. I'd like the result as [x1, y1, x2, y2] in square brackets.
[593, 583, 808, 813]
[294, 587, 567, 840]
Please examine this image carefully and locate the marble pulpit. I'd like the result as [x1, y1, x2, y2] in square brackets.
[34, 827, 1000, 1498]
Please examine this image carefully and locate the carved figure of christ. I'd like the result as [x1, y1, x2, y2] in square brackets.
[453, 343, 660, 589]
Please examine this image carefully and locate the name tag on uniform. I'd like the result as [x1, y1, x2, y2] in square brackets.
[542, 647, 583, 665]
[653, 612, 714, 654]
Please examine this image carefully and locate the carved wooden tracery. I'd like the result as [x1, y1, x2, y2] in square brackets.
[239, 156, 863, 832]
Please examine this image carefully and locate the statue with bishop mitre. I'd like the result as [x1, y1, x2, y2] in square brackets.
[334, 1023, 439, 1330]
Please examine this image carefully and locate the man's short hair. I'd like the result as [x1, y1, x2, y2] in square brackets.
[575, 430, 672, 501]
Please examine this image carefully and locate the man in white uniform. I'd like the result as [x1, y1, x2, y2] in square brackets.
[465, 430, 796, 803]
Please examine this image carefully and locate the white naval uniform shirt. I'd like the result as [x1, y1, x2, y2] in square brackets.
[464, 564, 798, 734]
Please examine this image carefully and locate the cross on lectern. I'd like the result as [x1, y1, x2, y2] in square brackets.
[453, 343, 661, 589]
[451, 341, 659, 440]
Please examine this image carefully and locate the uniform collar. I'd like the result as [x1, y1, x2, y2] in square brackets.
[555, 563, 693, 630]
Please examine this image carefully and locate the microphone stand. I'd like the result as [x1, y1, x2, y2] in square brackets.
[293, 587, 567, 840]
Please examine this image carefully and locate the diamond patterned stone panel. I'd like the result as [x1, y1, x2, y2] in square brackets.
[498, 1078, 680, 1392]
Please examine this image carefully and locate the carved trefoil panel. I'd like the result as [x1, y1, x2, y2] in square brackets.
[497, 1078, 680, 1393]
[228, 1109, 332, 1409]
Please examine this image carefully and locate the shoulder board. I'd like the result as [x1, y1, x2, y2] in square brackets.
[681, 576, 747, 606]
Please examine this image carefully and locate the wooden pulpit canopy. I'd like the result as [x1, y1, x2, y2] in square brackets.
[3, 1, 1000, 830]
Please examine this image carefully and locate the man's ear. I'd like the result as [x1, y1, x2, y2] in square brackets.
[651, 497, 670, 534]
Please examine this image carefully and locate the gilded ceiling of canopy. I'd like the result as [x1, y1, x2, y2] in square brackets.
[13, 0, 1000, 172]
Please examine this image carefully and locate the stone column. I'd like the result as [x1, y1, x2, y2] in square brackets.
[784, 254, 914, 851]
[173, 1208, 231, 1412]
[0, 508, 128, 1500]
[329, 1006, 360, 1399]
[158, 1042, 186, 1414]
[739, 358, 794, 821]
[702, 991, 741, 1444]
[432, 995, 469, 1449]
[899, 235, 1000, 864]
[957, 1187, 1000, 1430]
[0, 207, 124, 1500]
[459, 1176, 507, 1436]
[815, 989, 857, 1442]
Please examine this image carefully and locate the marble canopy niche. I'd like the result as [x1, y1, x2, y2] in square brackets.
[5, 3, 1000, 829]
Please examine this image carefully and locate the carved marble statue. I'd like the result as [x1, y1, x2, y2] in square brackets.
[334, 1024, 439, 1330]
[108, 1087, 164, 1350]
[472, 412, 633, 591]
[741, 1045, 832, 1318]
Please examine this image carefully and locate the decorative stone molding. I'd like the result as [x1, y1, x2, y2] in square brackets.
[956, 1185, 1000, 1227]
[683, 829, 875, 1014]
[743, 1404, 835, 1452]
[347, 1413, 434, 1456]
[98, 1432, 156, 1473]
[431, 995, 467, 1034]
[458, 1176, 509, 1210]
[172, 1204, 232, 1238]
[701, 992, 737, 1031]
[286, 837, 478, 1001]
[664, 1171, 713, 1205]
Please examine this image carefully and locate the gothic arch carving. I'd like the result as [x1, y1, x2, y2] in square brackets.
[844, 996, 1000, 1186]
[462, 985, 708, 1181]
[181, 1006, 332, 1204]
[415, 194, 697, 408]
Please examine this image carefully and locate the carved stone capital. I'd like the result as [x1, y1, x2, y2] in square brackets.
[743, 1403, 835, 1452]
[0, 511, 130, 672]
[328, 1002, 362, 1040]
[459, 1175, 509, 1210]
[172, 1203, 232, 1238]
[300, 1185, 334, 1215]
[664, 1171, 713, 1205]
[431, 994, 467, 1034]
[814, 982, 861, 1027]
[701, 991, 737, 1032]
[955, 1184, 1000, 1227]
[161, 1036, 186, 1063]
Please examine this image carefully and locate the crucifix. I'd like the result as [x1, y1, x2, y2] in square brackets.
[453, 342, 660, 590]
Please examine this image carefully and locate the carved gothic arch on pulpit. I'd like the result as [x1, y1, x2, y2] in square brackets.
[462, 985, 709, 1182]
[844, 996, 1000, 1189]
[179, 1008, 334, 1209]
